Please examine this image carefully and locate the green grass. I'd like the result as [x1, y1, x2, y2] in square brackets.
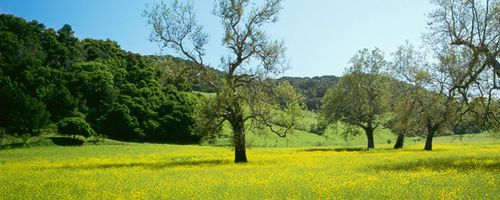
[1, 110, 498, 199]
[208, 121, 497, 148]
[0, 138, 498, 199]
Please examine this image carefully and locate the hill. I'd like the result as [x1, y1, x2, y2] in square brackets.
[278, 76, 339, 110]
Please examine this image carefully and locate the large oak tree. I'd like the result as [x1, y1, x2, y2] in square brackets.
[145, 0, 304, 162]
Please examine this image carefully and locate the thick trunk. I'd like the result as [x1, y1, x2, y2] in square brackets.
[365, 127, 375, 149]
[231, 118, 247, 163]
[424, 128, 436, 151]
[393, 133, 404, 149]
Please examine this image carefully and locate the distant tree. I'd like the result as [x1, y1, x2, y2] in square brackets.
[24, 66, 78, 122]
[321, 48, 390, 149]
[57, 24, 78, 47]
[390, 42, 469, 150]
[145, 0, 305, 162]
[278, 75, 339, 110]
[57, 117, 94, 139]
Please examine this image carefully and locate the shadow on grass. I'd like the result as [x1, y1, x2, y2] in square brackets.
[48, 159, 231, 170]
[373, 157, 500, 172]
[300, 147, 451, 153]
[0, 142, 27, 150]
[48, 137, 84, 146]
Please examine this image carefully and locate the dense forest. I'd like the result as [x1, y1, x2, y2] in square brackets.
[0, 14, 201, 143]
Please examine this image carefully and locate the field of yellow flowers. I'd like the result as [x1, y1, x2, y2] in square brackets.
[0, 141, 498, 199]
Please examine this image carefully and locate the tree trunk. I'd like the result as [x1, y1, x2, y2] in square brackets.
[393, 133, 404, 149]
[231, 117, 247, 163]
[365, 127, 375, 149]
[424, 127, 436, 151]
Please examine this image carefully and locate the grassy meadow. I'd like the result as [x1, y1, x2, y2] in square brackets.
[0, 133, 499, 199]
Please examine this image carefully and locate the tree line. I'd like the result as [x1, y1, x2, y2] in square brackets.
[321, 0, 499, 151]
[0, 14, 201, 144]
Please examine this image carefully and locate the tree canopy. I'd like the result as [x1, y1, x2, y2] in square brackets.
[0, 14, 200, 144]
[321, 48, 390, 149]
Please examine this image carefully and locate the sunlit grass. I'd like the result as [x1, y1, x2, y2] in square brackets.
[0, 141, 498, 199]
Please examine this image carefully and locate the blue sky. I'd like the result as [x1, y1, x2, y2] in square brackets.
[0, 0, 434, 77]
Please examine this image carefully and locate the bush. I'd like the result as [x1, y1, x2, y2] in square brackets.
[57, 117, 94, 138]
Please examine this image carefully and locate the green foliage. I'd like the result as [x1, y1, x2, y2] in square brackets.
[322, 49, 390, 133]
[57, 117, 94, 138]
[0, 14, 200, 144]
[269, 81, 307, 132]
[153, 92, 200, 143]
[0, 76, 50, 134]
[98, 104, 142, 141]
[278, 75, 339, 110]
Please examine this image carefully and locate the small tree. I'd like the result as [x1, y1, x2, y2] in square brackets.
[57, 117, 94, 139]
[321, 48, 390, 149]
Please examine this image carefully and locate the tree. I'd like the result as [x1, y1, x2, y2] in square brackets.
[390, 42, 467, 150]
[427, 0, 500, 130]
[321, 48, 390, 149]
[145, 0, 304, 162]
[386, 42, 429, 149]
[57, 117, 94, 139]
[0, 76, 50, 135]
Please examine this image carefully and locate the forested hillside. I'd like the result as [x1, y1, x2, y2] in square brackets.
[0, 14, 201, 143]
[278, 76, 339, 110]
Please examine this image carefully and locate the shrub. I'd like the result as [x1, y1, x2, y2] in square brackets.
[57, 117, 94, 138]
